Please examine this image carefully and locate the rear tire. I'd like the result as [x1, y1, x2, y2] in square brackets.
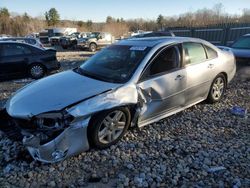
[88, 107, 131, 149]
[206, 74, 226, 103]
[29, 64, 46, 79]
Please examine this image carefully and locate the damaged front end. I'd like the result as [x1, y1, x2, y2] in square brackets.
[0, 108, 90, 163]
[0, 86, 142, 163]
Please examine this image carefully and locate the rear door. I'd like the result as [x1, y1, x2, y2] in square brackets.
[0, 43, 32, 77]
[183, 42, 217, 105]
[137, 44, 186, 123]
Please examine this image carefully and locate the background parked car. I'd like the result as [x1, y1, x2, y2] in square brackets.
[131, 31, 175, 38]
[0, 37, 44, 49]
[218, 34, 250, 65]
[49, 28, 77, 46]
[77, 32, 114, 52]
[49, 33, 64, 46]
[60, 32, 91, 49]
[0, 41, 60, 80]
[130, 30, 152, 36]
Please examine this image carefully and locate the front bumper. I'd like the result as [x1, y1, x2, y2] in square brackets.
[23, 117, 90, 163]
[0, 108, 90, 163]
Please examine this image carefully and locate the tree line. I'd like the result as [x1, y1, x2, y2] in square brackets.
[0, 4, 250, 37]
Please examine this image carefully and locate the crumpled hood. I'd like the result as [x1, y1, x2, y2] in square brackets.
[6, 70, 120, 118]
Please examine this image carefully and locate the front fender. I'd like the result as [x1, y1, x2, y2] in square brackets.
[67, 85, 138, 117]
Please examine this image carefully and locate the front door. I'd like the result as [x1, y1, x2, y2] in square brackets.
[137, 44, 186, 124]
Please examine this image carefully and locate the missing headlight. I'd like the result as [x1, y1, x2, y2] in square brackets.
[34, 111, 74, 131]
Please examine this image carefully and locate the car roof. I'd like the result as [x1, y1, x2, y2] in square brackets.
[117, 37, 209, 47]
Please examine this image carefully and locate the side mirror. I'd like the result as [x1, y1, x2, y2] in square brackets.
[98, 35, 103, 39]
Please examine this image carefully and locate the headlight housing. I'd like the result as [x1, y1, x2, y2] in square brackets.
[34, 111, 73, 131]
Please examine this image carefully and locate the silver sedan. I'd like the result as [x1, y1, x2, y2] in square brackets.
[0, 37, 236, 163]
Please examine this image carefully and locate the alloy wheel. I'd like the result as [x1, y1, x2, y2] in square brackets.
[30, 65, 44, 78]
[98, 110, 126, 144]
[212, 77, 225, 100]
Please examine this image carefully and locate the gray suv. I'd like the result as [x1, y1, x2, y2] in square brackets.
[77, 32, 114, 52]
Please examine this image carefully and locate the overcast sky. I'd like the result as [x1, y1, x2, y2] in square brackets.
[1, 0, 250, 21]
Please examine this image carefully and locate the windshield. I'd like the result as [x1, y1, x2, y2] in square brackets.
[231, 36, 250, 49]
[79, 45, 151, 83]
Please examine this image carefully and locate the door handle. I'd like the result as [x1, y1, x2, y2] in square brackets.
[175, 75, 185, 80]
[208, 64, 214, 68]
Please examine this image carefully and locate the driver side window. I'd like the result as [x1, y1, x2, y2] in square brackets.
[142, 45, 181, 80]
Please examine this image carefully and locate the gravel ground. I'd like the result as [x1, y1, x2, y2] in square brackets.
[0, 52, 249, 187]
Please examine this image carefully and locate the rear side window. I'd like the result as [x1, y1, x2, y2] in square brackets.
[1, 44, 32, 56]
[204, 45, 218, 59]
[183, 42, 207, 65]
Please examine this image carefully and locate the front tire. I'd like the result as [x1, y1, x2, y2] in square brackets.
[89, 43, 97, 52]
[207, 74, 226, 103]
[88, 107, 131, 149]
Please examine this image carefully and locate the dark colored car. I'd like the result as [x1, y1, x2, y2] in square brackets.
[59, 32, 80, 49]
[218, 34, 250, 65]
[60, 32, 91, 49]
[0, 41, 60, 80]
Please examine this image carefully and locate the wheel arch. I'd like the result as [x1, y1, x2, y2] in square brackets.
[219, 72, 228, 87]
[87, 105, 134, 148]
[87, 103, 138, 132]
[89, 42, 97, 47]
